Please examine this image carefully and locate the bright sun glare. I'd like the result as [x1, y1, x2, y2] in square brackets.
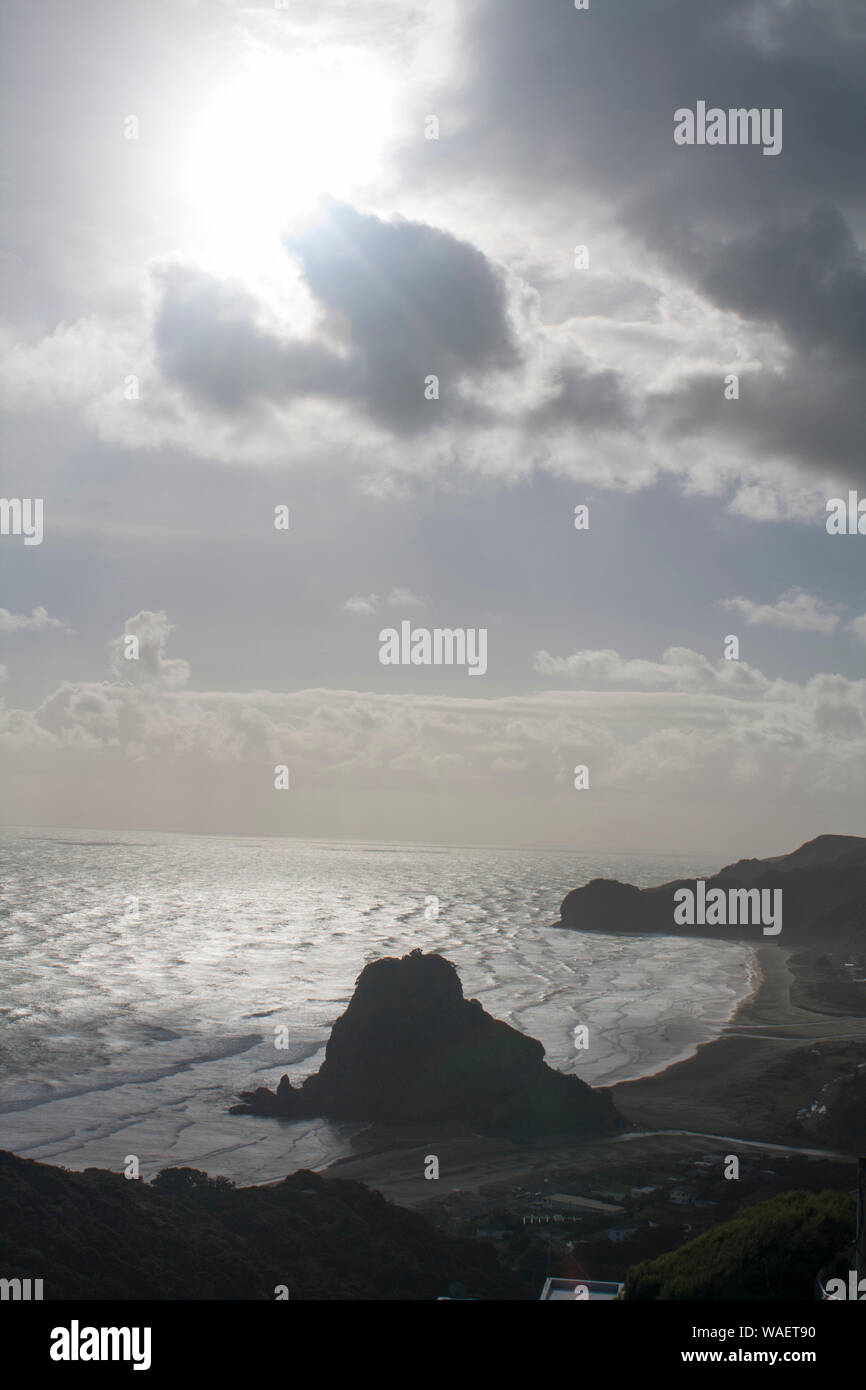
[181, 44, 397, 278]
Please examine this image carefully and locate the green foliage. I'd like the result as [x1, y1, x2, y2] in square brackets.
[625, 1189, 854, 1300]
[0, 1150, 524, 1300]
[152, 1167, 235, 1192]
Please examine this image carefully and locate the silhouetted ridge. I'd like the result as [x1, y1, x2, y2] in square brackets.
[556, 835, 866, 944]
[0, 1150, 523, 1300]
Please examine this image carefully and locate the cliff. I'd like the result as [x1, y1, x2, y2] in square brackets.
[556, 835, 866, 945]
[232, 949, 622, 1138]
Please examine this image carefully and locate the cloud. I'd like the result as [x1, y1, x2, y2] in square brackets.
[0, 316, 133, 413]
[130, 199, 638, 481]
[695, 205, 866, 365]
[849, 614, 866, 644]
[2, 1, 864, 517]
[719, 590, 840, 633]
[106, 610, 190, 690]
[438, 0, 865, 237]
[343, 594, 379, 617]
[286, 204, 519, 425]
[647, 354, 866, 493]
[6, 658, 863, 777]
[152, 261, 355, 414]
[342, 587, 426, 616]
[386, 587, 425, 608]
[646, 208, 866, 485]
[152, 203, 519, 436]
[0, 606, 69, 634]
[532, 646, 771, 695]
[405, 0, 866, 491]
[4, 619, 864, 845]
[5, 621, 863, 779]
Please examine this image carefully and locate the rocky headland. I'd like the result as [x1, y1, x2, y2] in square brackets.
[232, 948, 622, 1139]
[555, 834, 866, 950]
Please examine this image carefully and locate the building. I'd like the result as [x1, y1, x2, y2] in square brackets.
[539, 1277, 623, 1301]
[669, 1185, 696, 1205]
[545, 1192, 625, 1215]
[606, 1225, 638, 1243]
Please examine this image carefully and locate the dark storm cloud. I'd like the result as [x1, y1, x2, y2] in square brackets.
[286, 204, 518, 381]
[415, 0, 866, 480]
[642, 200, 866, 485]
[442, 0, 865, 227]
[694, 205, 866, 363]
[650, 356, 866, 485]
[527, 361, 634, 432]
[649, 204, 866, 481]
[153, 264, 354, 411]
[154, 204, 520, 433]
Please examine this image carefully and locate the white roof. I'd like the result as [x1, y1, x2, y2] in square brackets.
[540, 1278, 623, 1301]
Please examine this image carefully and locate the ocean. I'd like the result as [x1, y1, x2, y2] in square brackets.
[0, 829, 752, 1184]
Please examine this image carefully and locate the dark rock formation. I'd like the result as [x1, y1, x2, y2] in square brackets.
[233, 949, 621, 1137]
[556, 835, 866, 946]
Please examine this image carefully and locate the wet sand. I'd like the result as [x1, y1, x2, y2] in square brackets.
[322, 943, 866, 1207]
[611, 943, 866, 1136]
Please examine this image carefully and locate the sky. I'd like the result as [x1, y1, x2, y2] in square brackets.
[1, 0, 864, 857]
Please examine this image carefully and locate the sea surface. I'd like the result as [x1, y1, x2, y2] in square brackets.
[0, 829, 753, 1184]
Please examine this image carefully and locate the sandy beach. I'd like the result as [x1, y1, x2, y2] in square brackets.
[322, 942, 865, 1209]
[612, 943, 866, 1135]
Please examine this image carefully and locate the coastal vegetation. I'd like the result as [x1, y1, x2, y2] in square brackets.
[624, 1190, 855, 1300]
[0, 1149, 523, 1300]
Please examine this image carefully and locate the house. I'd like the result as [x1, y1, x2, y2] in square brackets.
[540, 1277, 623, 1301]
[606, 1226, 638, 1243]
[669, 1185, 696, 1205]
[545, 1193, 625, 1215]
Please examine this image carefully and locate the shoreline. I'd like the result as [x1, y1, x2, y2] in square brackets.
[251, 949, 770, 1193]
[609, 940, 866, 1137]
[317, 939, 865, 1208]
[4, 940, 859, 1212]
[737, 940, 765, 1020]
[600, 936, 759, 1086]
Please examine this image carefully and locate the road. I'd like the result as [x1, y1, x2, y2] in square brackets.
[615, 1129, 856, 1162]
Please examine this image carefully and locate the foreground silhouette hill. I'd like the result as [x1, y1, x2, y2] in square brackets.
[0, 1150, 524, 1300]
[624, 1189, 854, 1300]
[556, 834, 866, 945]
[233, 949, 621, 1137]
